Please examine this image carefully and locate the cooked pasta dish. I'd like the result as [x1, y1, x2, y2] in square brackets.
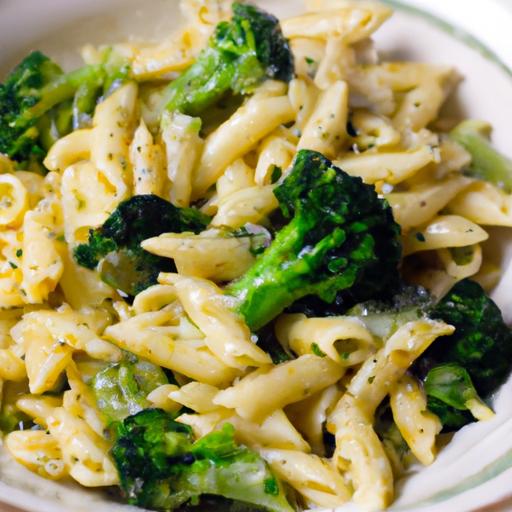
[1, 0, 512, 511]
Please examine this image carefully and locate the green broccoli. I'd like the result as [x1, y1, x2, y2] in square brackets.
[226, 149, 402, 331]
[413, 279, 512, 430]
[450, 119, 512, 192]
[0, 52, 99, 169]
[423, 280, 512, 396]
[163, 2, 293, 116]
[423, 363, 491, 431]
[74, 194, 210, 296]
[91, 359, 168, 424]
[0, 404, 32, 433]
[349, 279, 512, 431]
[0, 49, 130, 171]
[111, 409, 293, 512]
[0, 382, 34, 433]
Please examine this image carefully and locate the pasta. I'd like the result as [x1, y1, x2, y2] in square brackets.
[286, 384, 342, 455]
[214, 355, 345, 421]
[403, 215, 488, 255]
[297, 80, 349, 158]
[21, 192, 64, 303]
[385, 175, 473, 229]
[192, 88, 295, 199]
[5, 430, 67, 480]
[104, 310, 240, 386]
[330, 393, 394, 510]
[0, 1, 510, 511]
[161, 111, 203, 207]
[448, 181, 512, 226]
[283, 1, 392, 43]
[47, 407, 118, 487]
[334, 145, 435, 185]
[130, 120, 166, 197]
[260, 448, 350, 507]
[142, 229, 256, 281]
[0, 174, 28, 228]
[178, 407, 311, 452]
[389, 374, 441, 466]
[167, 273, 271, 369]
[276, 313, 376, 366]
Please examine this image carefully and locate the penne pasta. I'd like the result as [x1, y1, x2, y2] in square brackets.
[192, 93, 295, 199]
[214, 355, 345, 422]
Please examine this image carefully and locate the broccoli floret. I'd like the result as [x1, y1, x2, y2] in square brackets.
[226, 149, 402, 331]
[421, 279, 512, 396]
[423, 363, 490, 431]
[450, 120, 512, 193]
[0, 52, 100, 169]
[412, 279, 512, 430]
[111, 409, 293, 512]
[349, 279, 512, 431]
[74, 194, 210, 296]
[163, 2, 293, 116]
[74, 230, 117, 270]
[0, 50, 130, 170]
[91, 359, 168, 424]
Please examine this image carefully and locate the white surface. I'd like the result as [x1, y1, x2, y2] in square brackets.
[0, 1, 512, 512]
[404, 0, 512, 71]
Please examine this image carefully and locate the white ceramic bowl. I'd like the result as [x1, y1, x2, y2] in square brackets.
[1, 1, 512, 511]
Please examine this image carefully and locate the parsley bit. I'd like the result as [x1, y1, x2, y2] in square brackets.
[311, 342, 326, 357]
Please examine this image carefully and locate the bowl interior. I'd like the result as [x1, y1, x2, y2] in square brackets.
[0, 1, 511, 511]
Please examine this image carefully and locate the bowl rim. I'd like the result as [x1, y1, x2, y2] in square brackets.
[386, 0, 512, 74]
[0, 1, 511, 512]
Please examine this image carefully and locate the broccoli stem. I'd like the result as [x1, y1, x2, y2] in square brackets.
[36, 114, 57, 152]
[162, 2, 292, 117]
[17, 64, 103, 126]
[228, 220, 360, 331]
[226, 150, 401, 331]
[164, 49, 237, 117]
[36, 101, 73, 151]
[450, 119, 512, 192]
[72, 78, 103, 129]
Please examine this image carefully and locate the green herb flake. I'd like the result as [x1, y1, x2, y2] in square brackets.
[311, 343, 326, 357]
[264, 477, 279, 496]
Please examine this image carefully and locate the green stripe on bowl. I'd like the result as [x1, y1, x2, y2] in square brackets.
[384, 0, 512, 77]
[393, 446, 512, 509]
